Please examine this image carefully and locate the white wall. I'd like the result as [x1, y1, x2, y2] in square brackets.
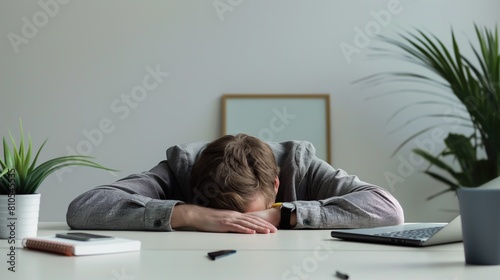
[1, 0, 498, 222]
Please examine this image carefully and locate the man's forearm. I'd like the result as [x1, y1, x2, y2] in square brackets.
[67, 188, 178, 231]
[171, 204, 195, 229]
[172, 204, 278, 234]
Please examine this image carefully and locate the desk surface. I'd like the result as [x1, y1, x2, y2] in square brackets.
[1, 223, 499, 280]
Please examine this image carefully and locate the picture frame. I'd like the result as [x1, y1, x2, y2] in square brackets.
[221, 94, 331, 163]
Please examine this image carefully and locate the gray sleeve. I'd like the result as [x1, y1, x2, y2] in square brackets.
[66, 162, 185, 231]
[293, 158, 405, 229]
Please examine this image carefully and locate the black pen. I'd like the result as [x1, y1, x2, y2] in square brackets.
[207, 250, 237, 260]
[335, 270, 349, 279]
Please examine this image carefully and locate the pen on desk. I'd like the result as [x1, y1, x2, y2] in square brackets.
[335, 270, 349, 279]
[207, 250, 237, 260]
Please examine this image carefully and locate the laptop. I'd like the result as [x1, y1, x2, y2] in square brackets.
[331, 177, 500, 247]
[330, 215, 462, 247]
[330, 177, 500, 247]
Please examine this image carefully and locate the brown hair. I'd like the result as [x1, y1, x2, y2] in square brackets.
[190, 134, 279, 212]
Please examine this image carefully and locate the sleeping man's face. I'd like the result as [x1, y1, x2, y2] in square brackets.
[244, 176, 279, 212]
[245, 194, 274, 213]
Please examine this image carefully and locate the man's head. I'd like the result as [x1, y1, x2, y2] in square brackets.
[190, 134, 279, 212]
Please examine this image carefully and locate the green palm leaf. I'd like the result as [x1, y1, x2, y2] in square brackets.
[422, 170, 460, 200]
[358, 25, 500, 200]
[0, 120, 117, 194]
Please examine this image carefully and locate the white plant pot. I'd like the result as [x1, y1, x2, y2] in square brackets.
[0, 193, 41, 240]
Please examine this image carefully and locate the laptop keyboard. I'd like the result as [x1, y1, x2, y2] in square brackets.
[374, 226, 443, 240]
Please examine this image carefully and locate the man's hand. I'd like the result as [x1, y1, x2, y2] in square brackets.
[171, 205, 277, 234]
[247, 207, 297, 229]
[246, 208, 281, 227]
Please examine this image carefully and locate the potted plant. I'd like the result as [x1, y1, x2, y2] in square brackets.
[357, 25, 499, 200]
[0, 120, 115, 239]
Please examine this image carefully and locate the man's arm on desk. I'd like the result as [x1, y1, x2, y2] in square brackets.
[171, 204, 277, 234]
[67, 186, 276, 234]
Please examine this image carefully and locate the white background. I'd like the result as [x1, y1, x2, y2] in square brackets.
[0, 0, 498, 223]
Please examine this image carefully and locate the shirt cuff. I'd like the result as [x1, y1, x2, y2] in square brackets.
[293, 201, 322, 229]
[144, 199, 183, 231]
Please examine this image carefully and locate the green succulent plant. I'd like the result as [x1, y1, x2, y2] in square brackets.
[0, 120, 116, 194]
[358, 25, 499, 200]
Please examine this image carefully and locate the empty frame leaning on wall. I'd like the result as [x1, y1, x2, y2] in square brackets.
[221, 94, 331, 163]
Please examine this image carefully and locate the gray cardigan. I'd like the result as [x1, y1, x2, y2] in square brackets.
[66, 140, 404, 231]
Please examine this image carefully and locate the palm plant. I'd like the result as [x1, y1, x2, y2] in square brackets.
[358, 25, 499, 200]
[0, 120, 116, 194]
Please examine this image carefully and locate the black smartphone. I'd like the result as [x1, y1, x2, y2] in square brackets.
[55, 232, 115, 241]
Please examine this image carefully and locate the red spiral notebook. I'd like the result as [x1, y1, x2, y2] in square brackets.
[22, 235, 141, 256]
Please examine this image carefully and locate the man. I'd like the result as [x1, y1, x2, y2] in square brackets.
[67, 134, 404, 234]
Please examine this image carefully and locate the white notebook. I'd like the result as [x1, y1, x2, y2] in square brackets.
[22, 235, 141, 256]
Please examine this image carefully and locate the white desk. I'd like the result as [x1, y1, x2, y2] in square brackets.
[1, 223, 499, 280]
